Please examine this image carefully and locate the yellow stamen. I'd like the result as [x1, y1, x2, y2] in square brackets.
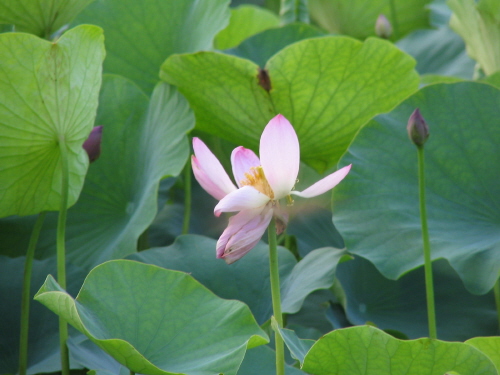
[240, 166, 274, 198]
[286, 195, 294, 206]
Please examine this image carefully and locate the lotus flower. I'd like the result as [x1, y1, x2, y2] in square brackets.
[192, 114, 351, 264]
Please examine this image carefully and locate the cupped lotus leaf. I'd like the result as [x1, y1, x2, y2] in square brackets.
[333, 82, 500, 295]
[215, 5, 280, 50]
[35, 260, 268, 375]
[161, 36, 419, 172]
[308, 0, 431, 40]
[0, 0, 94, 37]
[466, 337, 500, 372]
[0, 25, 104, 217]
[73, 0, 230, 94]
[299, 325, 497, 374]
[449, 0, 500, 75]
[0, 75, 194, 269]
[128, 235, 345, 323]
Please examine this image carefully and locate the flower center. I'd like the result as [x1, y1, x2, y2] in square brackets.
[240, 166, 274, 199]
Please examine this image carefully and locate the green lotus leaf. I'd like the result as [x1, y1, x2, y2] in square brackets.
[73, 0, 230, 94]
[0, 0, 94, 37]
[215, 5, 280, 50]
[35, 260, 268, 375]
[298, 325, 497, 374]
[466, 337, 500, 372]
[128, 235, 346, 322]
[161, 36, 418, 172]
[0, 25, 104, 217]
[449, 0, 500, 75]
[225, 23, 324, 68]
[333, 82, 500, 295]
[309, 0, 431, 40]
[336, 256, 497, 341]
[0, 75, 194, 269]
[0, 256, 86, 374]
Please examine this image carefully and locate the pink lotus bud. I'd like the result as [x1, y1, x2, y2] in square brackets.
[375, 14, 392, 39]
[83, 126, 103, 162]
[407, 109, 429, 148]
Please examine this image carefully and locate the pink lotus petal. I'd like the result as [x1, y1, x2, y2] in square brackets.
[214, 186, 270, 217]
[231, 146, 261, 187]
[192, 138, 236, 200]
[260, 114, 300, 199]
[291, 164, 352, 198]
[217, 206, 273, 264]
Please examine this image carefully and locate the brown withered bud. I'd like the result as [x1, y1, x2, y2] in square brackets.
[407, 109, 429, 148]
[257, 67, 272, 92]
[83, 125, 103, 162]
[375, 14, 393, 39]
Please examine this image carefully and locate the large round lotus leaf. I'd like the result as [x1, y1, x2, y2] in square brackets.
[292, 325, 497, 374]
[0, 0, 94, 37]
[0, 25, 104, 217]
[128, 235, 346, 323]
[161, 36, 419, 172]
[0, 75, 194, 270]
[333, 82, 500, 295]
[35, 260, 268, 375]
[308, 0, 431, 40]
[73, 0, 230, 94]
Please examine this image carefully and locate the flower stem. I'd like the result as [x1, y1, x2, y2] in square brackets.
[417, 146, 437, 339]
[494, 274, 500, 333]
[57, 136, 70, 375]
[182, 158, 192, 235]
[268, 217, 285, 375]
[19, 212, 46, 375]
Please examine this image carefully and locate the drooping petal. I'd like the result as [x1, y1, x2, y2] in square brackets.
[217, 206, 273, 264]
[192, 137, 237, 200]
[214, 186, 270, 217]
[260, 114, 300, 200]
[291, 164, 352, 198]
[231, 146, 261, 187]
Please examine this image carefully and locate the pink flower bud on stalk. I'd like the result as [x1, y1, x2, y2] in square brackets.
[83, 126, 103, 162]
[407, 109, 429, 148]
[375, 14, 392, 39]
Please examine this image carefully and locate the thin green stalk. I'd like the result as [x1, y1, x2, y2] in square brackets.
[417, 146, 437, 339]
[388, 0, 400, 39]
[19, 212, 47, 375]
[182, 158, 192, 235]
[494, 275, 500, 332]
[268, 217, 285, 375]
[57, 136, 70, 375]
